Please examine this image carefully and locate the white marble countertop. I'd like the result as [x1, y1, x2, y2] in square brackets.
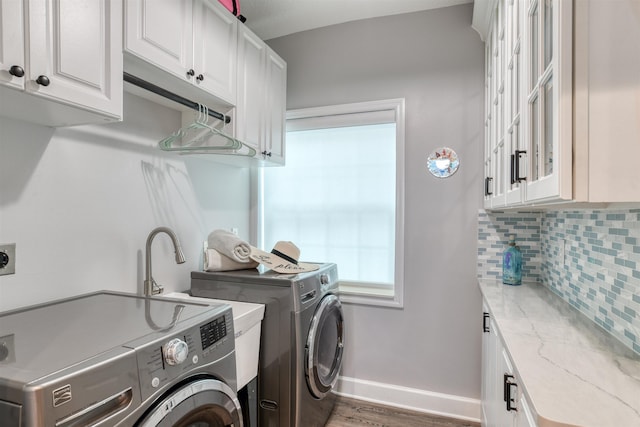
[478, 279, 640, 427]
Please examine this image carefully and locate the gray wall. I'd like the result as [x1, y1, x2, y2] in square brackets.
[268, 4, 485, 401]
[0, 93, 251, 311]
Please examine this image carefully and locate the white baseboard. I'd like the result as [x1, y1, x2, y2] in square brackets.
[334, 376, 481, 423]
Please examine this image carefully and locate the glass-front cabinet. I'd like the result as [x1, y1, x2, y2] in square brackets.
[523, 0, 572, 203]
[483, 0, 507, 208]
[483, 0, 572, 208]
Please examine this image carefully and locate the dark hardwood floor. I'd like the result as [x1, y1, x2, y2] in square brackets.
[325, 396, 480, 427]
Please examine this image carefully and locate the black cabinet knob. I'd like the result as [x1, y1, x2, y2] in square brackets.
[36, 75, 50, 86]
[186, 69, 195, 77]
[9, 65, 25, 78]
[261, 151, 272, 157]
[196, 74, 204, 81]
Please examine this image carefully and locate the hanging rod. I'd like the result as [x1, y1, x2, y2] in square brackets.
[123, 72, 231, 124]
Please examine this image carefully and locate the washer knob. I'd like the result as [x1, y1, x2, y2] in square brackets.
[163, 338, 189, 366]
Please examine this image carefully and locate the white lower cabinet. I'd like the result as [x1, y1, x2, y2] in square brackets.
[482, 306, 536, 427]
[0, 0, 123, 126]
[516, 392, 537, 427]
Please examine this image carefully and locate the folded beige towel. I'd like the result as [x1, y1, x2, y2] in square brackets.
[207, 229, 253, 263]
[204, 248, 258, 272]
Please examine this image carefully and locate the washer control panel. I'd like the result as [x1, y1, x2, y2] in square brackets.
[200, 315, 227, 351]
[135, 310, 233, 401]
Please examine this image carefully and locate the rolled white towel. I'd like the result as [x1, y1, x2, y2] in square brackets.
[207, 229, 253, 263]
[204, 248, 258, 272]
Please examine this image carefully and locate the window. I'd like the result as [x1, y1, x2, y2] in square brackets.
[257, 99, 405, 307]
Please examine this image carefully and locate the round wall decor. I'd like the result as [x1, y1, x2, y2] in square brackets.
[427, 147, 459, 178]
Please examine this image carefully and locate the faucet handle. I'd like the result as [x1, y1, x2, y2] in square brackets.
[152, 279, 164, 295]
[145, 278, 164, 296]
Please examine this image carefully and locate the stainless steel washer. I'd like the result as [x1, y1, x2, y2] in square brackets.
[0, 291, 243, 427]
[191, 263, 345, 427]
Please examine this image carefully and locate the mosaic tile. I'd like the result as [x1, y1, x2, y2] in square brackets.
[478, 209, 640, 356]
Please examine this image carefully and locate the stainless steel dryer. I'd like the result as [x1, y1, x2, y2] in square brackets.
[191, 263, 344, 427]
[0, 291, 243, 427]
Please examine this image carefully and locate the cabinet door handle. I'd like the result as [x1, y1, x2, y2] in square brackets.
[36, 75, 50, 86]
[510, 153, 516, 185]
[504, 374, 518, 412]
[483, 312, 490, 332]
[485, 177, 493, 196]
[196, 74, 204, 81]
[514, 150, 527, 182]
[186, 69, 195, 77]
[9, 65, 25, 78]
[261, 151, 272, 157]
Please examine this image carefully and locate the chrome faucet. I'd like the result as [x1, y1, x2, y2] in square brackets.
[144, 227, 186, 296]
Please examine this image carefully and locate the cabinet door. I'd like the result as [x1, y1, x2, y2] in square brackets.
[236, 25, 266, 152]
[483, 37, 495, 209]
[264, 48, 286, 164]
[481, 309, 496, 426]
[0, 0, 25, 90]
[523, 0, 572, 202]
[193, 0, 237, 104]
[516, 393, 537, 427]
[27, 0, 122, 117]
[498, 347, 518, 427]
[125, 0, 193, 81]
[505, 0, 524, 205]
[484, 3, 507, 208]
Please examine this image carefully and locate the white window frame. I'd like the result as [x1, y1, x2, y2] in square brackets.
[253, 99, 405, 308]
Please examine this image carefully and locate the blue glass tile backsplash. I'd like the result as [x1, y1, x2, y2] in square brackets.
[477, 210, 542, 280]
[478, 209, 640, 356]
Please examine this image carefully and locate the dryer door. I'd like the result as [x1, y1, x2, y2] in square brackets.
[305, 294, 345, 399]
[138, 378, 243, 427]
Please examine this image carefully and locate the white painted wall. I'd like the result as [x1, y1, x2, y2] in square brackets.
[0, 93, 251, 311]
[267, 4, 485, 418]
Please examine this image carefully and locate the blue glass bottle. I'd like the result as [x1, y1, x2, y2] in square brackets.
[502, 234, 522, 285]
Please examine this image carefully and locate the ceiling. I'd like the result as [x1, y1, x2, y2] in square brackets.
[238, 0, 473, 40]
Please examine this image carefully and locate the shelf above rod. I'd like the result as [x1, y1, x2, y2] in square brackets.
[123, 72, 231, 124]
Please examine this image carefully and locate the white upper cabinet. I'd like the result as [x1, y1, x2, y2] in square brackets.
[572, 0, 640, 203]
[193, 0, 237, 104]
[0, 0, 123, 126]
[478, 0, 640, 207]
[124, 0, 237, 107]
[0, 0, 25, 91]
[236, 24, 286, 165]
[124, 0, 193, 79]
[263, 48, 286, 164]
[125, 1, 287, 166]
[483, 0, 508, 209]
[521, 0, 572, 203]
[482, 0, 571, 208]
[236, 25, 266, 154]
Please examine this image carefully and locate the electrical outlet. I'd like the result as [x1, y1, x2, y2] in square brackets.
[0, 243, 16, 276]
[0, 334, 15, 363]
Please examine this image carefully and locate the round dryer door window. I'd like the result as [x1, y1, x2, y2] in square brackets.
[305, 294, 345, 399]
[138, 378, 243, 427]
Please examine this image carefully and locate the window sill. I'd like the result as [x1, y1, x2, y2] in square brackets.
[338, 281, 403, 308]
